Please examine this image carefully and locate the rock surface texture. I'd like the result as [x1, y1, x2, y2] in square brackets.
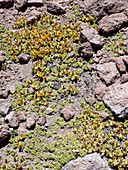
[62, 153, 112, 170]
[103, 82, 128, 118]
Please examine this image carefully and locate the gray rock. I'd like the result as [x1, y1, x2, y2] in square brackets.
[78, 42, 93, 59]
[94, 81, 106, 100]
[27, 0, 43, 4]
[99, 112, 110, 120]
[0, 124, 10, 146]
[16, 110, 27, 122]
[120, 73, 128, 83]
[18, 53, 30, 64]
[84, 0, 128, 19]
[99, 13, 128, 35]
[0, 55, 5, 67]
[0, 90, 9, 99]
[60, 106, 74, 121]
[14, 0, 27, 10]
[47, 1, 66, 14]
[115, 57, 126, 74]
[97, 62, 120, 86]
[0, 102, 11, 116]
[80, 24, 104, 48]
[5, 111, 20, 128]
[45, 107, 54, 115]
[103, 82, 128, 119]
[0, 0, 14, 8]
[37, 116, 46, 126]
[62, 153, 112, 170]
[26, 117, 36, 129]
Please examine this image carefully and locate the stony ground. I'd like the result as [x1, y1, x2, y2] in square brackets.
[0, 0, 128, 170]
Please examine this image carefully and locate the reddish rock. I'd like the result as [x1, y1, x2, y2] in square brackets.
[60, 106, 74, 121]
[96, 62, 120, 86]
[99, 13, 128, 34]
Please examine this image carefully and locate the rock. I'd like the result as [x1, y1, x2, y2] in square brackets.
[5, 111, 20, 128]
[84, 0, 128, 19]
[62, 153, 112, 170]
[28, 87, 35, 94]
[37, 116, 46, 126]
[45, 107, 53, 115]
[27, 0, 44, 5]
[94, 81, 106, 100]
[103, 82, 128, 119]
[60, 106, 74, 121]
[115, 57, 126, 74]
[14, 0, 27, 10]
[0, 124, 10, 146]
[47, 1, 66, 15]
[0, 0, 14, 8]
[97, 62, 120, 86]
[122, 55, 128, 66]
[99, 13, 128, 35]
[0, 90, 9, 98]
[16, 110, 26, 122]
[120, 73, 128, 83]
[78, 42, 93, 59]
[18, 53, 30, 64]
[0, 102, 11, 116]
[80, 24, 104, 49]
[8, 85, 16, 94]
[99, 112, 110, 120]
[26, 117, 36, 129]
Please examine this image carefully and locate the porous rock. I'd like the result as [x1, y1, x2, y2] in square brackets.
[62, 153, 112, 170]
[14, 0, 27, 10]
[0, 124, 10, 146]
[96, 62, 120, 86]
[60, 106, 74, 121]
[47, 1, 66, 14]
[78, 42, 93, 59]
[99, 13, 128, 35]
[5, 111, 20, 128]
[0, 102, 11, 116]
[103, 82, 128, 119]
[80, 24, 104, 48]
[84, 0, 128, 19]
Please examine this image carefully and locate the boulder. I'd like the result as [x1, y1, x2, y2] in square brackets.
[0, 124, 10, 146]
[47, 1, 66, 15]
[5, 111, 20, 128]
[99, 13, 128, 35]
[14, 0, 27, 10]
[0, 102, 11, 116]
[62, 153, 112, 170]
[103, 82, 128, 119]
[96, 62, 120, 86]
[78, 42, 93, 59]
[80, 24, 104, 49]
[84, 0, 128, 19]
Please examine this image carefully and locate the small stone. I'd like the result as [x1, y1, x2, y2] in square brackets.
[120, 73, 128, 83]
[5, 111, 20, 128]
[45, 107, 53, 115]
[14, 0, 27, 10]
[37, 117, 46, 126]
[60, 106, 74, 121]
[0, 124, 10, 146]
[0, 90, 9, 99]
[78, 42, 93, 59]
[99, 112, 110, 120]
[47, 1, 66, 15]
[28, 87, 35, 94]
[16, 111, 26, 122]
[115, 57, 126, 74]
[26, 117, 36, 129]
[18, 53, 30, 64]
[94, 81, 106, 100]
[0, 102, 11, 116]
[8, 85, 16, 94]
